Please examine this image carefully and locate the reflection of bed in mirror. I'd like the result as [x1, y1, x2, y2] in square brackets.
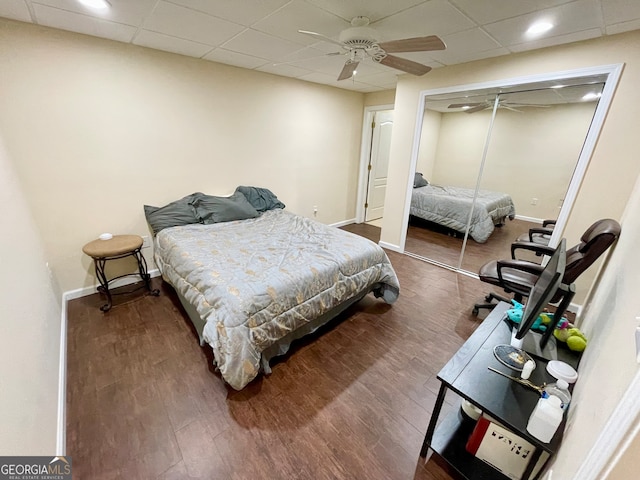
[410, 184, 516, 243]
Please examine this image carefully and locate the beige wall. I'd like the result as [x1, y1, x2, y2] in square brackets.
[0, 19, 368, 293]
[364, 89, 395, 107]
[382, 30, 640, 303]
[551, 163, 640, 479]
[420, 103, 596, 220]
[0, 137, 61, 454]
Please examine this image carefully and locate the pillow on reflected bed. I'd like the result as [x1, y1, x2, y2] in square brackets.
[144, 192, 202, 235]
[191, 191, 260, 224]
[413, 172, 429, 188]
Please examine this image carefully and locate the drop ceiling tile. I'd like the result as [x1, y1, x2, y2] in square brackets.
[133, 30, 214, 58]
[304, 0, 424, 23]
[372, 0, 477, 40]
[256, 62, 313, 78]
[34, 0, 157, 26]
[203, 48, 269, 69]
[167, 0, 291, 26]
[222, 29, 304, 60]
[0, 0, 33, 22]
[290, 52, 352, 75]
[428, 27, 499, 60]
[33, 4, 137, 43]
[450, 0, 573, 25]
[509, 28, 603, 52]
[276, 46, 340, 64]
[428, 28, 508, 64]
[252, 0, 348, 46]
[483, 0, 604, 47]
[297, 71, 341, 85]
[606, 18, 640, 35]
[601, 0, 640, 24]
[143, 1, 245, 46]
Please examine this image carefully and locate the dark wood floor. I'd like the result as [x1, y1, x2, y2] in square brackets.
[405, 217, 540, 274]
[66, 223, 499, 479]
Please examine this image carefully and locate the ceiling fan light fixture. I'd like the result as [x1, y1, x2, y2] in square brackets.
[526, 21, 554, 37]
[339, 26, 379, 48]
[78, 0, 110, 9]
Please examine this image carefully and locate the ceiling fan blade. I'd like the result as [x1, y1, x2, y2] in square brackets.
[298, 30, 346, 48]
[465, 104, 490, 114]
[503, 103, 550, 108]
[376, 54, 431, 76]
[337, 60, 359, 81]
[501, 105, 523, 113]
[448, 103, 483, 109]
[378, 35, 446, 53]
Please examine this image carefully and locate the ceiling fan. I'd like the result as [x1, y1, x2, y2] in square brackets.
[448, 98, 550, 114]
[298, 16, 445, 81]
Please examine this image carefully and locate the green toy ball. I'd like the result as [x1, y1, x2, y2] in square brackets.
[567, 336, 587, 352]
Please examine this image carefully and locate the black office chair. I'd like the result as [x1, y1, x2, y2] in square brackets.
[516, 219, 557, 245]
[472, 218, 621, 316]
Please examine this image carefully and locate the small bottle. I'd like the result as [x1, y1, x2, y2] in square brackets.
[526, 395, 564, 443]
[521, 360, 535, 380]
[543, 379, 572, 411]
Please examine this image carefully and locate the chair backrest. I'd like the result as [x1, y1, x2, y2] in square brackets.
[563, 218, 621, 285]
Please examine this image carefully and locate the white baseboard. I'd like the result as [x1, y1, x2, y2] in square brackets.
[56, 268, 162, 455]
[56, 293, 68, 456]
[379, 241, 402, 252]
[329, 218, 357, 228]
[514, 214, 545, 224]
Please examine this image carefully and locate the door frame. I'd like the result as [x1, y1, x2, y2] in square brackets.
[399, 63, 623, 262]
[356, 104, 394, 224]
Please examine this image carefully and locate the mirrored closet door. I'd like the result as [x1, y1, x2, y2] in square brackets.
[404, 73, 609, 275]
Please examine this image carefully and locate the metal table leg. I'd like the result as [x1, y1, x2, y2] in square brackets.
[420, 382, 448, 457]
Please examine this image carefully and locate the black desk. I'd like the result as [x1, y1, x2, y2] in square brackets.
[420, 302, 580, 480]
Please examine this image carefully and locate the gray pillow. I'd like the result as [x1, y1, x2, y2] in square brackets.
[235, 185, 285, 212]
[414, 172, 429, 188]
[144, 193, 202, 235]
[191, 191, 260, 224]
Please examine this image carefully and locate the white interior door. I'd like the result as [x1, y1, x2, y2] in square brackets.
[365, 110, 393, 222]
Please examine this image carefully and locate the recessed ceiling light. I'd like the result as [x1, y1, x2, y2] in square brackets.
[551, 85, 565, 89]
[461, 106, 471, 110]
[582, 92, 602, 101]
[78, 0, 111, 9]
[526, 21, 554, 37]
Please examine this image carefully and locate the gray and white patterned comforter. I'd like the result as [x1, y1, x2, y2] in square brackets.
[410, 184, 516, 243]
[154, 209, 400, 390]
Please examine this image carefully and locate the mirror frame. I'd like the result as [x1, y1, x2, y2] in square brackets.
[399, 63, 624, 272]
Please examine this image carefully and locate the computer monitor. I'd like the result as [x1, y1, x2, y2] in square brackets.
[511, 238, 575, 360]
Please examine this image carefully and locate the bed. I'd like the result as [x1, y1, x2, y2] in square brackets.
[151, 197, 400, 390]
[410, 184, 516, 243]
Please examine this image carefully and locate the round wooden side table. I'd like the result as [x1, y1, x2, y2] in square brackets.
[82, 235, 160, 312]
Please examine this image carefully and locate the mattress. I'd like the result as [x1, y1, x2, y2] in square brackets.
[410, 184, 516, 243]
[154, 209, 400, 389]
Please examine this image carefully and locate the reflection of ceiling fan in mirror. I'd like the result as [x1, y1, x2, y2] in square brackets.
[298, 16, 445, 81]
[448, 98, 550, 114]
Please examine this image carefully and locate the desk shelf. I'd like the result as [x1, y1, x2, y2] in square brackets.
[429, 406, 510, 480]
